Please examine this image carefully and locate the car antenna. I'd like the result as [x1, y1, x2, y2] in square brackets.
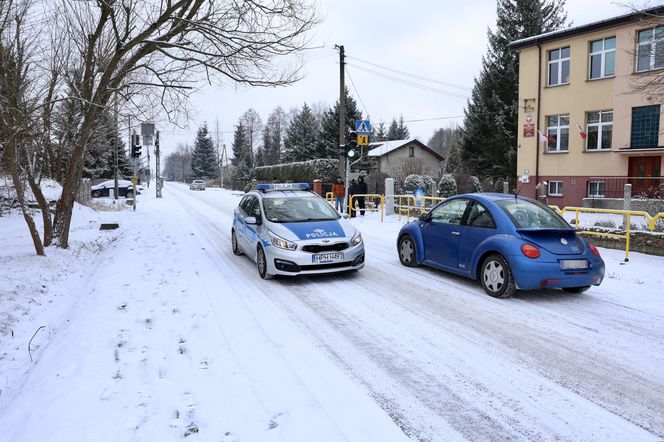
[514, 182, 522, 202]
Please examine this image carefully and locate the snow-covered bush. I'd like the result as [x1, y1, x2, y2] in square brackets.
[403, 174, 435, 193]
[255, 158, 339, 183]
[243, 179, 258, 193]
[437, 174, 457, 197]
[455, 174, 483, 194]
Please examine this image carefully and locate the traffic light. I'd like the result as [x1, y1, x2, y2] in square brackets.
[346, 131, 358, 159]
[131, 134, 141, 158]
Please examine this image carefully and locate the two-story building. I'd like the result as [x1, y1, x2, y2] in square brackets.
[511, 7, 664, 207]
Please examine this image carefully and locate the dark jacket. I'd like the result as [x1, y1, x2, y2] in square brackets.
[356, 179, 368, 195]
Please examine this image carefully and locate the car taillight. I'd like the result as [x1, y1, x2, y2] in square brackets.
[521, 244, 541, 259]
[588, 243, 601, 257]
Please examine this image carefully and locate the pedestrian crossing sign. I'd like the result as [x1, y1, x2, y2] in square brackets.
[355, 119, 371, 134]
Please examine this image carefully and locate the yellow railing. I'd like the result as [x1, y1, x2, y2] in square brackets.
[390, 194, 444, 222]
[348, 194, 385, 222]
[325, 192, 334, 204]
[554, 206, 660, 262]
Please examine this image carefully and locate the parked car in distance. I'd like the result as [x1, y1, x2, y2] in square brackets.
[91, 180, 135, 198]
[190, 180, 206, 191]
[396, 193, 605, 298]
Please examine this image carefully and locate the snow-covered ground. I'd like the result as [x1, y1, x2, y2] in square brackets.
[1, 183, 663, 441]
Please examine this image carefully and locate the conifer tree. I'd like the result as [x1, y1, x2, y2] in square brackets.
[231, 121, 252, 180]
[319, 87, 362, 158]
[262, 107, 287, 165]
[283, 103, 321, 162]
[191, 123, 217, 179]
[461, 0, 567, 179]
[387, 115, 410, 140]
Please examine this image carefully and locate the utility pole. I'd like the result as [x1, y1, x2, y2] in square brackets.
[114, 92, 119, 200]
[336, 44, 346, 180]
[155, 130, 161, 198]
[216, 117, 222, 188]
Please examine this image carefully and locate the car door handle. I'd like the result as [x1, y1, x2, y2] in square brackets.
[451, 231, 461, 236]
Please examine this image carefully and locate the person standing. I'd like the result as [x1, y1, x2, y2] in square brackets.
[332, 176, 345, 212]
[356, 176, 368, 216]
[348, 179, 358, 218]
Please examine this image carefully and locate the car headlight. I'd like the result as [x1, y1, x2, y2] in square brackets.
[351, 232, 362, 246]
[269, 231, 297, 251]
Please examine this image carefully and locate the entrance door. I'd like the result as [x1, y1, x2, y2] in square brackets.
[629, 156, 662, 196]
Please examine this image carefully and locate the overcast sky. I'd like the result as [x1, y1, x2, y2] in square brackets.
[157, 0, 645, 157]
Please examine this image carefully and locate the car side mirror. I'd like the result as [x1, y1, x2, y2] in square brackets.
[419, 213, 430, 222]
[245, 216, 257, 225]
[341, 213, 349, 219]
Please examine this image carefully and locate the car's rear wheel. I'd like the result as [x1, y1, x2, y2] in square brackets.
[231, 230, 243, 256]
[126, 190, 134, 199]
[257, 246, 273, 280]
[480, 254, 516, 298]
[91, 190, 101, 198]
[398, 235, 419, 267]
[563, 286, 590, 293]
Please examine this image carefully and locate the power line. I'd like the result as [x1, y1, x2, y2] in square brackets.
[345, 67, 371, 119]
[346, 63, 470, 99]
[404, 115, 465, 123]
[346, 55, 472, 92]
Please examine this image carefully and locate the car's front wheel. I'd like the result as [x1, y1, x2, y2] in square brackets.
[398, 235, 419, 267]
[563, 286, 590, 293]
[480, 254, 516, 298]
[257, 246, 273, 280]
[231, 230, 243, 256]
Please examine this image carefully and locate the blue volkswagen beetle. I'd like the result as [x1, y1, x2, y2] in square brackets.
[396, 193, 605, 298]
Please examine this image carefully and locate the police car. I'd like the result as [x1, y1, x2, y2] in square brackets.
[231, 183, 365, 279]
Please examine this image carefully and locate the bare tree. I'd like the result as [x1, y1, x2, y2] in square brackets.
[0, 0, 50, 254]
[44, 0, 318, 248]
[400, 158, 427, 177]
[241, 108, 263, 166]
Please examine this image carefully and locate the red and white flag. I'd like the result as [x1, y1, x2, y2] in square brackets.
[537, 130, 555, 143]
[576, 123, 587, 140]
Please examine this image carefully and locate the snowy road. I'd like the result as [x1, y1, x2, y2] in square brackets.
[2, 183, 663, 441]
[168, 184, 664, 441]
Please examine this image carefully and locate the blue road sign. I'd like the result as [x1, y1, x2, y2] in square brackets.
[355, 119, 371, 134]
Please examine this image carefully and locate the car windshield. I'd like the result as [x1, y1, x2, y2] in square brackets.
[496, 199, 570, 229]
[262, 196, 340, 223]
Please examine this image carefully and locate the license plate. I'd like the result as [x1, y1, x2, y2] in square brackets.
[560, 259, 588, 270]
[312, 252, 344, 263]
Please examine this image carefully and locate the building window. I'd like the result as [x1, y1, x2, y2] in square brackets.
[588, 181, 605, 197]
[409, 146, 415, 157]
[547, 114, 569, 152]
[548, 47, 570, 86]
[589, 37, 615, 79]
[548, 181, 563, 197]
[636, 26, 664, 72]
[586, 110, 613, 150]
[631, 105, 661, 148]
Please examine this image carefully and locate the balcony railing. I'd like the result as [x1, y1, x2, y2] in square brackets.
[587, 176, 664, 199]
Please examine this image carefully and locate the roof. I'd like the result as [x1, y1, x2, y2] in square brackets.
[367, 138, 444, 160]
[510, 6, 664, 49]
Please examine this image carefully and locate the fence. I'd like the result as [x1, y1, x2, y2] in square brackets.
[348, 194, 384, 222]
[548, 205, 664, 261]
[391, 194, 445, 222]
[587, 176, 664, 200]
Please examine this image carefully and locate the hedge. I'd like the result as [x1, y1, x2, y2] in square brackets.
[255, 158, 340, 183]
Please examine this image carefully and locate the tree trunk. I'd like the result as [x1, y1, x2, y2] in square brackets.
[8, 143, 45, 256]
[22, 147, 53, 247]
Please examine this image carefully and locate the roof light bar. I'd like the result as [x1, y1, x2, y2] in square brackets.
[256, 183, 310, 191]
